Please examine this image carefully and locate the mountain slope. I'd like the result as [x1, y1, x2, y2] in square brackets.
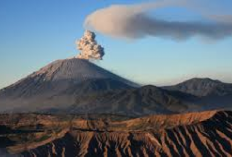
[64, 85, 189, 116]
[0, 58, 135, 98]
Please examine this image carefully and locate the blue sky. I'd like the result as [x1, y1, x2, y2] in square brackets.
[0, 0, 232, 88]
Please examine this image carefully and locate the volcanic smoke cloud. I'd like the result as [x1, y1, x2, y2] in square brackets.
[84, 2, 232, 40]
[76, 30, 104, 60]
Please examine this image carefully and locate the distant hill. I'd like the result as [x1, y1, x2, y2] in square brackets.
[163, 78, 232, 110]
[164, 78, 232, 97]
[62, 85, 189, 116]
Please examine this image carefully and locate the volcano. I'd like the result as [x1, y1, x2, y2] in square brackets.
[0, 58, 190, 115]
[0, 58, 136, 113]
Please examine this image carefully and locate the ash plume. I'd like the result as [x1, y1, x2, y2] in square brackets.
[84, 2, 232, 40]
[76, 30, 104, 60]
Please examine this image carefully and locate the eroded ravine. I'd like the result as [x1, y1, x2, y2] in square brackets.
[0, 110, 231, 157]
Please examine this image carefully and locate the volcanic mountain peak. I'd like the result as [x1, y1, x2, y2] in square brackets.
[0, 58, 136, 97]
[0, 58, 138, 113]
[29, 58, 131, 83]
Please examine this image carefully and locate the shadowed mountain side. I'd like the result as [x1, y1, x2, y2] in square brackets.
[59, 85, 190, 116]
[0, 79, 133, 113]
[61, 78, 134, 95]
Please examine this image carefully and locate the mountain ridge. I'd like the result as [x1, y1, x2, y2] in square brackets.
[163, 77, 232, 97]
[0, 110, 231, 156]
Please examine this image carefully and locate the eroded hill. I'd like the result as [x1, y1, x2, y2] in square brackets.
[0, 110, 231, 157]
